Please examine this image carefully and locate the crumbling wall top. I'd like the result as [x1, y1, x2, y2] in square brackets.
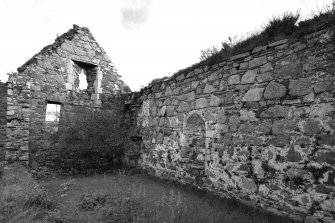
[17, 24, 106, 73]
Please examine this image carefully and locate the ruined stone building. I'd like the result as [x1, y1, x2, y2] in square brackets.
[0, 21, 335, 222]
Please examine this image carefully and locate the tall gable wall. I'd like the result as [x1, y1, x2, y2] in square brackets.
[5, 25, 130, 163]
[131, 27, 335, 221]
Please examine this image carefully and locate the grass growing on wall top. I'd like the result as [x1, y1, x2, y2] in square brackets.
[195, 3, 335, 69]
[193, 6, 334, 70]
[143, 1, 335, 90]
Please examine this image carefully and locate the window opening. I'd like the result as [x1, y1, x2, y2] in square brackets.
[72, 60, 98, 92]
[78, 69, 88, 89]
[45, 103, 61, 133]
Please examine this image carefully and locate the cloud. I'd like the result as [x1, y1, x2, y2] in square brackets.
[121, 0, 153, 29]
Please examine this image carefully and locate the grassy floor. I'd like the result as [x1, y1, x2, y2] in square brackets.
[41, 173, 291, 223]
[1, 165, 292, 223]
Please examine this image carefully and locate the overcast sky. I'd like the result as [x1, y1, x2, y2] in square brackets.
[0, 0, 333, 91]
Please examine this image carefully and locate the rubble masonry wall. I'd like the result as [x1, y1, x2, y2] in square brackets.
[133, 27, 335, 221]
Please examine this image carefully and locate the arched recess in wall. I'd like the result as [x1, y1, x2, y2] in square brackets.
[182, 113, 206, 163]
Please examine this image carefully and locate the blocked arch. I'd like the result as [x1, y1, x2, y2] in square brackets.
[184, 113, 206, 148]
[185, 113, 205, 134]
[183, 112, 207, 132]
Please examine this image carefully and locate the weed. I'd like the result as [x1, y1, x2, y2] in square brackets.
[24, 192, 53, 209]
[199, 45, 221, 62]
[309, 200, 320, 215]
[59, 179, 75, 197]
[307, 165, 329, 181]
[42, 209, 63, 223]
[263, 11, 300, 39]
[262, 161, 276, 176]
[148, 75, 170, 86]
[78, 191, 109, 210]
[292, 176, 305, 185]
[276, 154, 285, 163]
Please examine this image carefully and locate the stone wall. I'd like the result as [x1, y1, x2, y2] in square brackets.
[0, 82, 6, 173]
[131, 26, 335, 222]
[5, 25, 130, 164]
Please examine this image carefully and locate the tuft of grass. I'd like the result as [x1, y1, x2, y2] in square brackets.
[298, 2, 335, 35]
[148, 75, 170, 86]
[78, 191, 109, 211]
[263, 11, 300, 40]
[307, 165, 329, 181]
[230, 11, 300, 55]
